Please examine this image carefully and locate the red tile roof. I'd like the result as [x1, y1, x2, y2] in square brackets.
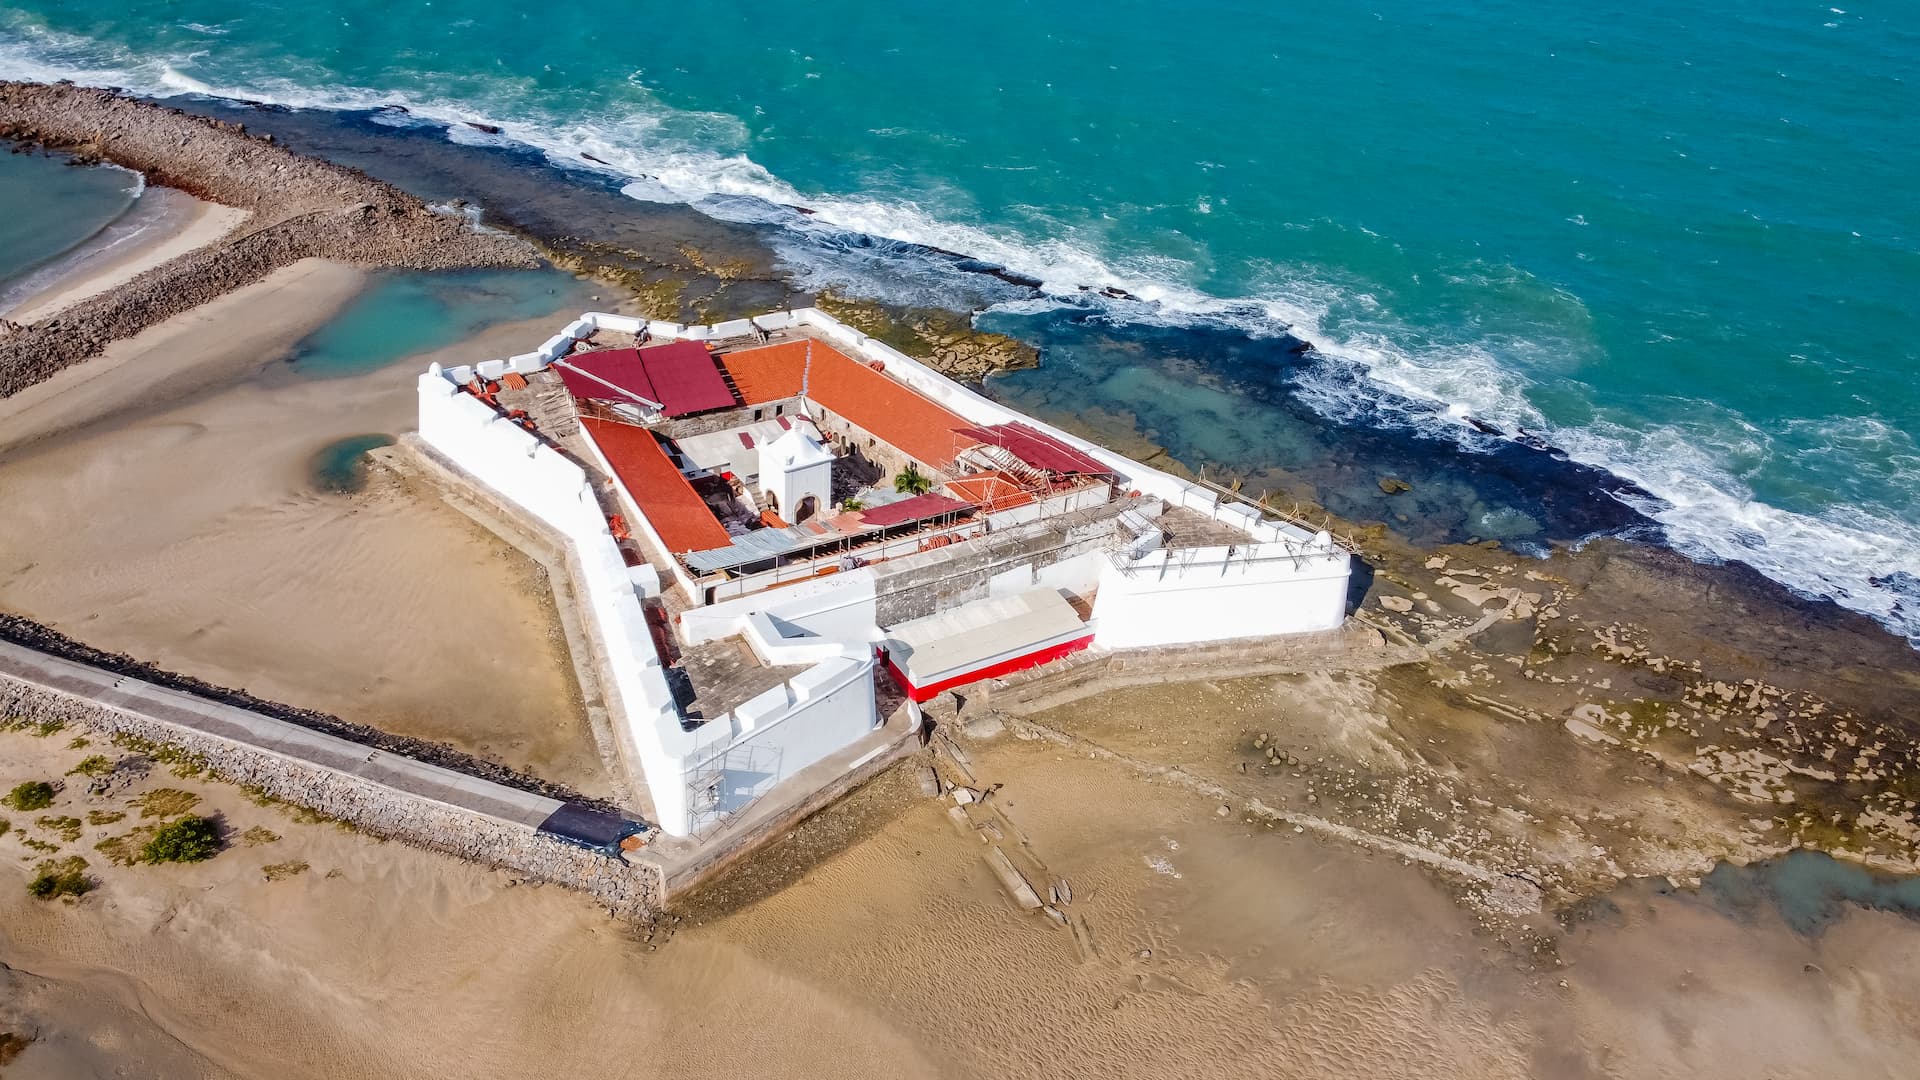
[945, 471, 1038, 513]
[720, 341, 976, 467]
[558, 342, 736, 417]
[580, 418, 732, 554]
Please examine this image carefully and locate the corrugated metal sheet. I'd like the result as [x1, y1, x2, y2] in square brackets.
[559, 342, 736, 417]
[951, 422, 1111, 476]
[857, 492, 974, 527]
[683, 525, 829, 575]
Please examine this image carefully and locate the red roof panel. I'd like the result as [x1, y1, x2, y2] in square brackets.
[558, 342, 736, 417]
[952, 422, 1111, 476]
[580, 418, 732, 554]
[857, 493, 975, 528]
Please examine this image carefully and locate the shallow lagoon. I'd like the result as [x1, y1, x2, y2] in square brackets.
[0, 150, 139, 303]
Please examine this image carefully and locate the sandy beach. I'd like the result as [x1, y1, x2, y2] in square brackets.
[3, 75, 1920, 1080]
[5, 716, 1918, 1079]
[0, 261, 607, 795]
[2, 187, 249, 324]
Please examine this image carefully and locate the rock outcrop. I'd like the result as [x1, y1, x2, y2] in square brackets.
[0, 81, 538, 398]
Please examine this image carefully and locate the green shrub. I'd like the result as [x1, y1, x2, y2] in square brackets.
[67, 755, 114, 778]
[136, 788, 199, 819]
[262, 860, 309, 881]
[893, 463, 933, 495]
[95, 826, 156, 866]
[3, 781, 55, 812]
[26, 856, 92, 900]
[140, 816, 223, 864]
[36, 815, 82, 842]
[85, 809, 125, 826]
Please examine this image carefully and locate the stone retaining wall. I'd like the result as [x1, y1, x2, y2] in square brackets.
[0, 613, 618, 812]
[0, 678, 661, 918]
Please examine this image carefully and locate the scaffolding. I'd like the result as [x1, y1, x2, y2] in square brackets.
[684, 742, 786, 835]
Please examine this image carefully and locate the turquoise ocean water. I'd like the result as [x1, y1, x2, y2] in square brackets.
[1, 1, 1915, 637]
[0, 146, 140, 298]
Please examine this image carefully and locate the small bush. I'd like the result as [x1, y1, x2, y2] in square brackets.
[283, 804, 339, 826]
[36, 815, 82, 842]
[110, 731, 160, 754]
[21, 837, 58, 853]
[67, 755, 114, 778]
[239, 784, 282, 808]
[26, 856, 92, 900]
[68, 735, 91, 749]
[3, 782, 55, 812]
[95, 826, 157, 866]
[0, 817, 9, 837]
[241, 826, 281, 846]
[85, 809, 125, 826]
[140, 816, 223, 864]
[136, 788, 200, 819]
[262, 860, 309, 882]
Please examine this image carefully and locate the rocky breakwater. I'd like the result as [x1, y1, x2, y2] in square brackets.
[0, 81, 539, 397]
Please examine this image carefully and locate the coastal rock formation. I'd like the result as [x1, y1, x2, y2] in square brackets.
[815, 290, 1039, 382]
[0, 81, 538, 397]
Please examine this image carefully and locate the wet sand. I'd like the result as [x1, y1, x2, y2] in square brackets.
[5, 716, 1918, 1079]
[0, 262, 606, 795]
[0, 259, 367, 451]
[3, 187, 249, 324]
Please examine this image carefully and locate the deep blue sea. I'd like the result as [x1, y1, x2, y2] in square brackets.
[2, 1, 1915, 637]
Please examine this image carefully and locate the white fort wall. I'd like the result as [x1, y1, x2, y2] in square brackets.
[417, 368, 877, 838]
[569, 308, 1352, 638]
[417, 307, 1351, 826]
[1092, 546, 1350, 649]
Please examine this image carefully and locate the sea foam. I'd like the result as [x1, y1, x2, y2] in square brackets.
[2, 17, 1913, 643]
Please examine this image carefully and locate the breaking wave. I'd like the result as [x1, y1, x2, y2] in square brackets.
[2, 16, 1914, 643]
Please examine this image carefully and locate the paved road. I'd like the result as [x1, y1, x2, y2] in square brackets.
[0, 639, 573, 831]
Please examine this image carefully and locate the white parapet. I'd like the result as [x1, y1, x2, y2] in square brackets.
[1091, 542, 1350, 649]
[415, 363, 880, 837]
[419, 305, 1355, 826]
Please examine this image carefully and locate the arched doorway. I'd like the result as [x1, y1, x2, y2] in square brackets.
[797, 494, 819, 522]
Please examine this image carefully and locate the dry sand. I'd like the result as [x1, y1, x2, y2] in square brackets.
[3, 188, 250, 324]
[0, 261, 606, 794]
[4, 717, 1916, 1079]
[0, 259, 367, 452]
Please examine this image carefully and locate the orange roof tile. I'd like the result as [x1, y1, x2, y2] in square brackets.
[580, 418, 732, 554]
[720, 341, 976, 468]
[945, 471, 1038, 512]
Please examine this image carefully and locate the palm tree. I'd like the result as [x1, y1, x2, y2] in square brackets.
[893, 463, 933, 495]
